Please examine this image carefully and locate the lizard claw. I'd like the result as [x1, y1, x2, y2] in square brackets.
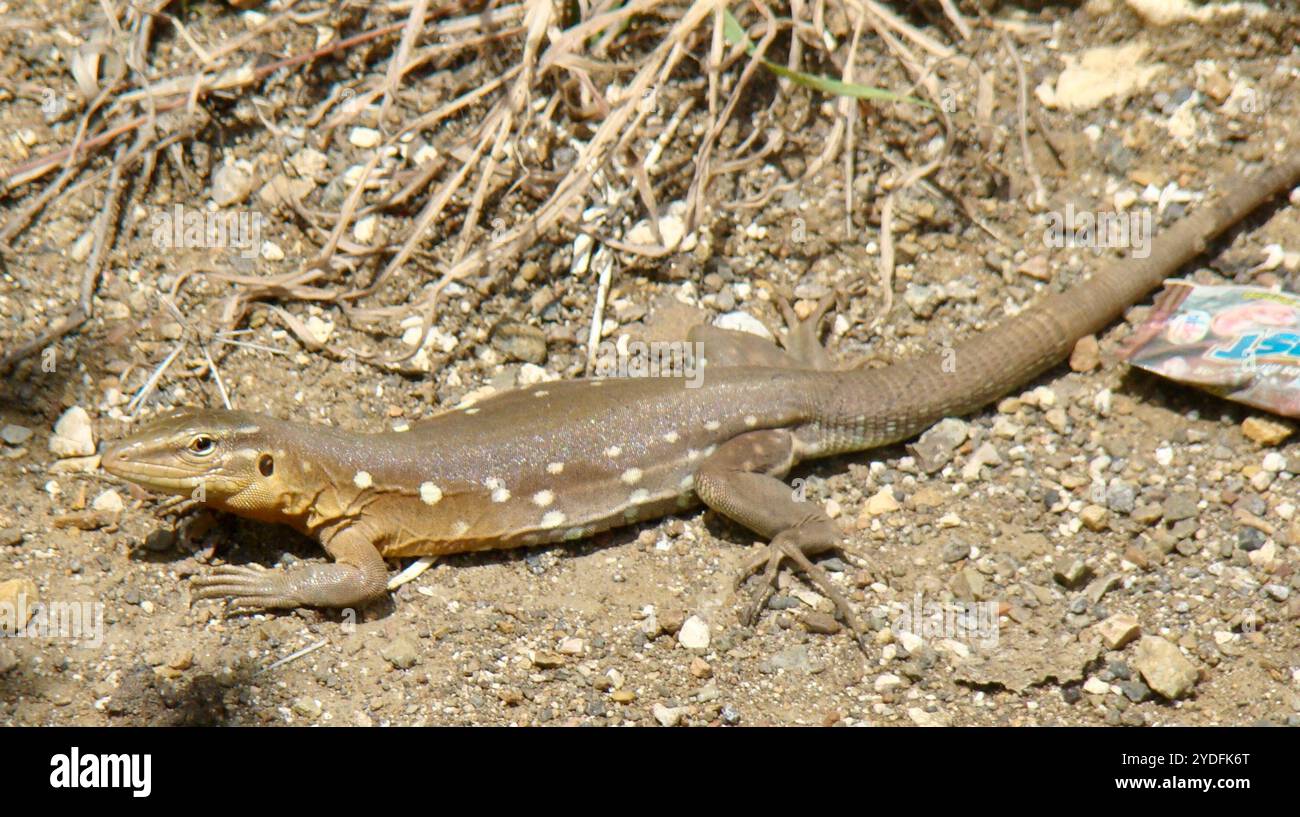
[191, 564, 300, 612]
[734, 533, 869, 653]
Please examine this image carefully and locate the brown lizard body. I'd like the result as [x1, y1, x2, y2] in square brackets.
[103, 144, 1300, 637]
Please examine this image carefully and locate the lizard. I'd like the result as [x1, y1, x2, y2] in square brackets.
[102, 143, 1300, 640]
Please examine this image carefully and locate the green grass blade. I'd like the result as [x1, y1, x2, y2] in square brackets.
[721, 8, 933, 109]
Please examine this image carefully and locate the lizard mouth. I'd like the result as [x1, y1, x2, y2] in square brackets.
[101, 444, 209, 493]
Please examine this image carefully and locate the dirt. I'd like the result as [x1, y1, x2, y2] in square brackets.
[1, 1, 1299, 726]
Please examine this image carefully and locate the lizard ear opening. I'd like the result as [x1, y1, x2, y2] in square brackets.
[258, 454, 275, 477]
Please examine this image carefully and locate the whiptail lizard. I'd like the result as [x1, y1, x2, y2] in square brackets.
[103, 144, 1300, 640]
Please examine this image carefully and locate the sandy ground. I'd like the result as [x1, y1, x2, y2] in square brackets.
[1, 0, 1299, 726]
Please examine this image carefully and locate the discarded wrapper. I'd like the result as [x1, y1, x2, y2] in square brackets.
[1123, 281, 1300, 417]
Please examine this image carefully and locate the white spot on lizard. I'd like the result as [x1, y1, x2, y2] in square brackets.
[541, 510, 566, 528]
[419, 482, 443, 505]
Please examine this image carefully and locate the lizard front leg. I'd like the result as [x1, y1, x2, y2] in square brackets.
[694, 429, 866, 647]
[774, 291, 838, 370]
[191, 525, 388, 613]
[687, 292, 839, 370]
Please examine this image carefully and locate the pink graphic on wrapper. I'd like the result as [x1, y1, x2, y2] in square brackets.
[1209, 301, 1297, 337]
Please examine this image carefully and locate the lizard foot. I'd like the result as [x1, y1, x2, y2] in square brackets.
[191, 559, 387, 613]
[734, 531, 869, 651]
[191, 564, 304, 613]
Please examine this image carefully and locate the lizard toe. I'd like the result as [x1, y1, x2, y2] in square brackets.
[191, 565, 298, 609]
[735, 533, 869, 653]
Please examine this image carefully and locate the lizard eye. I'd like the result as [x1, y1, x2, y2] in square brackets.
[189, 436, 216, 455]
[258, 454, 274, 476]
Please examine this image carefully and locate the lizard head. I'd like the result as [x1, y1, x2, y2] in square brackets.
[102, 410, 279, 506]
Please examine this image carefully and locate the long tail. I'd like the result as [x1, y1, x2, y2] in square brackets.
[832, 140, 1300, 449]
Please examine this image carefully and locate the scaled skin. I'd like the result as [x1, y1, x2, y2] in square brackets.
[101, 148, 1300, 637]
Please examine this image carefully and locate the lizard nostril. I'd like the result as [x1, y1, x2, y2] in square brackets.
[101, 445, 122, 473]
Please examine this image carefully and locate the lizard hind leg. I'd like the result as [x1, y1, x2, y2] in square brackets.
[693, 429, 867, 650]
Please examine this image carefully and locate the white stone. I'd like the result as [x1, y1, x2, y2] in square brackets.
[713, 311, 774, 341]
[1083, 676, 1111, 695]
[1, 424, 32, 445]
[907, 707, 948, 727]
[873, 673, 904, 692]
[353, 214, 378, 244]
[863, 487, 900, 516]
[91, 489, 124, 513]
[349, 127, 382, 148]
[211, 160, 254, 206]
[652, 703, 686, 727]
[290, 147, 328, 177]
[49, 407, 95, 458]
[305, 315, 333, 344]
[677, 615, 711, 650]
[897, 631, 924, 653]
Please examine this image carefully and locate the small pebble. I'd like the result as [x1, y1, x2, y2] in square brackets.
[1069, 335, 1101, 371]
[91, 489, 124, 513]
[349, 126, 382, 148]
[1096, 613, 1140, 650]
[1133, 636, 1198, 699]
[940, 540, 970, 563]
[678, 615, 710, 650]
[0, 424, 32, 446]
[1261, 452, 1287, 473]
[801, 612, 841, 635]
[1083, 676, 1110, 695]
[652, 703, 686, 727]
[49, 407, 95, 458]
[1079, 504, 1108, 531]
[1241, 416, 1293, 446]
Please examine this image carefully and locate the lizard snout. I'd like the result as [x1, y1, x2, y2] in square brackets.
[100, 441, 129, 477]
